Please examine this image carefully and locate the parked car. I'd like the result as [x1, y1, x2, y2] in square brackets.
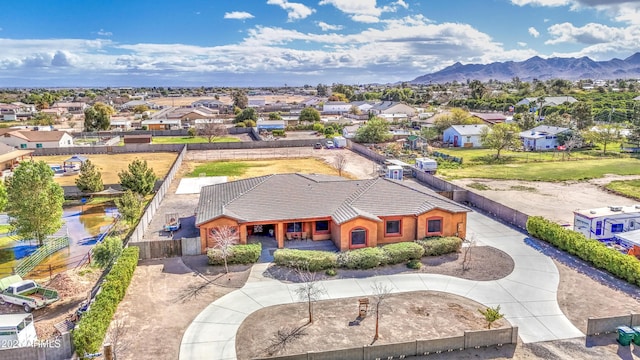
[0, 275, 59, 312]
[325, 140, 335, 149]
[313, 142, 322, 149]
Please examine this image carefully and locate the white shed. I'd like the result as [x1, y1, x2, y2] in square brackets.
[386, 165, 403, 180]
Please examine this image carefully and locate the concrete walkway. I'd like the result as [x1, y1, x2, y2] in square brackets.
[179, 212, 584, 360]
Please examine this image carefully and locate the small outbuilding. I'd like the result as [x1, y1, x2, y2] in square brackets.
[443, 124, 488, 148]
[124, 134, 152, 144]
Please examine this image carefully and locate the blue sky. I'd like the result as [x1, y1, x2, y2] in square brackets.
[0, 0, 639, 87]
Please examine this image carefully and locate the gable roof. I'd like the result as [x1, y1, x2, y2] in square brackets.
[519, 125, 569, 138]
[196, 173, 469, 226]
[516, 96, 578, 107]
[470, 112, 507, 124]
[446, 124, 488, 136]
[5, 130, 69, 142]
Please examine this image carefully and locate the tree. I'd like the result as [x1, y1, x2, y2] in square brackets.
[294, 268, 327, 324]
[5, 161, 64, 246]
[316, 83, 328, 96]
[478, 305, 504, 329]
[371, 282, 392, 341]
[30, 112, 55, 126]
[92, 236, 123, 268]
[268, 112, 282, 120]
[75, 159, 104, 193]
[0, 181, 7, 212]
[235, 108, 257, 123]
[84, 102, 115, 131]
[480, 123, 522, 159]
[583, 124, 623, 154]
[115, 190, 143, 225]
[132, 104, 149, 114]
[118, 159, 157, 196]
[469, 80, 487, 100]
[355, 117, 391, 143]
[571, 102, 593, 130]
[232, 90, 248, 109]
[187, 127, 197, 137]
[211, 226, 239, 274]
[433, 108, 482, 133]
[197, 122, 228, 143]
[420, 127, 439, 143]
[299, 107, 321, 122]
[627, 125, 640, 147]
[557, 131, 584, 157]
[515, 112, 536, 132]
[333, 153, 347, 177]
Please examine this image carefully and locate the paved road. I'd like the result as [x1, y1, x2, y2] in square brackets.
[179, 211, 584, 360]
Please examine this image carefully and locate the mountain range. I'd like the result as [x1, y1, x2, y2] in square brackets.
[411, 53, 640, 84]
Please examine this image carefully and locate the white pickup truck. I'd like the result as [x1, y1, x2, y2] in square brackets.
[0, 275, 59, 312]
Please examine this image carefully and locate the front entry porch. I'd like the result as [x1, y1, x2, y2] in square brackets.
[248, 235, 338, 262]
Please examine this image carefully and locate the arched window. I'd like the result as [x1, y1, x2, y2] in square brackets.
[350, 228, 367, 248]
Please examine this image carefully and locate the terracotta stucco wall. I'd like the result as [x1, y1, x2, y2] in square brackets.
[377, 216, 418, 245]
[198, 217, 241, 253]
[416, 210, 467, 239]
[337, 218, 379, 250]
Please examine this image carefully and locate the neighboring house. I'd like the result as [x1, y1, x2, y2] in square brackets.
[256, 120, 285, 131]
[191, 99, 233, 112]
[51, 102, 88, 113]
[470, 112, 507, 125]
[151, 106, 218, 127]
[120, 100, 159, 110]
[443, 124, 488, 148]
[195, 173, 469, 253]
[516, 96, 578, 108]
[323, 101, 352, 114]
[574, 205, 640, 240]
[141, 119, 181, 130]
[0, 130, 74, 149]
[300, 97, 323, 108]
[519, 125, 569, 151]
[350, 101, 374, 113]
[248, 98, 266, 108]
[0, 142, 33, 179]
[370, 102, 416, 117]
[342, 124, 360, 139]
[0, 108, 17, 121]
[109, 118, 133, 131]
[40, 108, 67, 117]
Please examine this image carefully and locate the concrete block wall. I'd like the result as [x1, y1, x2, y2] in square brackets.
[0, 332, 73, 360]
[464, 327, 516, 348]
[587, 314, 638, 335]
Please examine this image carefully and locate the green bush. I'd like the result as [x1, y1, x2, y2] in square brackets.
[337, 247, 387, 269]
[273, 249, 338, 271]
[407, 259, 422, 269]
[207, 243, 262, 265]
[243, 120, 256, 127]
[235, 122, 246, 128]
[382, 242, 425, 264]
[92, 236, 123, 269]
[325, 268, 337, 276]
[527, 216, 640, 286]
[73, 246, 139, 358]
[272, 129, 286, 137]
[416, 237, 462, 256]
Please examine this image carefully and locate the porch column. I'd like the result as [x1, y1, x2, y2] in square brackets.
[239, 224, 247, 245]
[276, 223, 284, 249]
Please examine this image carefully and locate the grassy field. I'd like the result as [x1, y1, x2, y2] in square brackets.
[436, 147, 617, 165]
[35, 152, 177, 186]
[151, 136, 241, 144]
[438, 158, 640, 181]
[187, 158, 347, 180]
[605, 180, 640, 200]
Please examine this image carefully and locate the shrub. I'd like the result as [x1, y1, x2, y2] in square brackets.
[527, 216, 640, 286]
[325, 268, 337, 276]
[416, 237, 462, 256]
[207, 243, 261, 265]
[73, 246, 139, 358]
[337, 247, 387, 269]
[243, 120, 256, 127]
[407, 259, 422, 269]
[312, 123, 324, 132]
[272, 129, 286, 137]
[273, 249, 338, 271]
[235, 122, 246, 128]
[92, 236, 123, 269]
[382, 242, 425, 264]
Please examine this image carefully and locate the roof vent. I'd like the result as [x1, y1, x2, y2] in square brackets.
[590, 210, 597, 214]
[610, 206, 623, 212]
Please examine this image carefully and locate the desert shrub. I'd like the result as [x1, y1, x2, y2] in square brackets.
[416, 237, 462, 256]
[73, 246, 139, 357]
[243, 120, 256, 127]
[382, 242, 425, 264]
[273, 249, 338, 271]
[325, 268, 337, 276]
[527, 216, 640, 286]
[207, 243, 261, 265]
[235, 122, 246, 128]
[337, 247, 387, 269]
[272, 129, 286, 137]
[407, 259, 422, 269]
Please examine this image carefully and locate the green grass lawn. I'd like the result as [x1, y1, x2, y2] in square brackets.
[436, 147, 617, 165]
[605, 179, 640, 200]
[438, 158, 640, 181]
[151, 136, 241, 144]
[188, 161, 257, 177]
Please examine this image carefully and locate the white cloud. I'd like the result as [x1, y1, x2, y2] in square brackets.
[518, 41, 528, 47]
[97, 29, 112, 36]
[319, 0, 408, 23]
[223, 11, 254, 20]
[511, 0, 571, 6]
[528, 27, 540, 37]
[317, 21, 343, 31]
[545, 22, 635, 45]
[512, 0, 640, 25]
[267, 0, 315, 21]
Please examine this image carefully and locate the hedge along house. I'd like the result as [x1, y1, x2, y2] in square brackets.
[195, 173, 470, 253]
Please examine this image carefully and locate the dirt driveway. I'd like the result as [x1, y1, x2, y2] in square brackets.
[451, 175, 640, 224]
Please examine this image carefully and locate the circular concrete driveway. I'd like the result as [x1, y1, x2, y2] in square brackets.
[179, 211, 584, 360]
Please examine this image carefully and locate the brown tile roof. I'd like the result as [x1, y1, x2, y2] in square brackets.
[7, 130, 69, 142]
[196, 173, 469, 226]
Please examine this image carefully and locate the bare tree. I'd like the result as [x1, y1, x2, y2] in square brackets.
[333, 153, 347, 177]
[197, 122, 228, 143]
[294, 267, 327, 324]
[265, 325, 307, 356]
[211, 226, 239, 273]
[461, 235, 476, 272]
[371, 282, 392, 342]
[107, 316, 132, 358]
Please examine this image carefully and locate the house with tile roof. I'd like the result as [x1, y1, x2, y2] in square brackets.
[0, 130, 73, 149]
[470, 112, 507, 125]
[195, 173, 469, 253]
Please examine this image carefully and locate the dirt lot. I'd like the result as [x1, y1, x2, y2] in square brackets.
[451, 175, 640, 224]
[113, 257, 250, 360]
[35, 152, 177, 186]
[186, 148, 379, 180]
